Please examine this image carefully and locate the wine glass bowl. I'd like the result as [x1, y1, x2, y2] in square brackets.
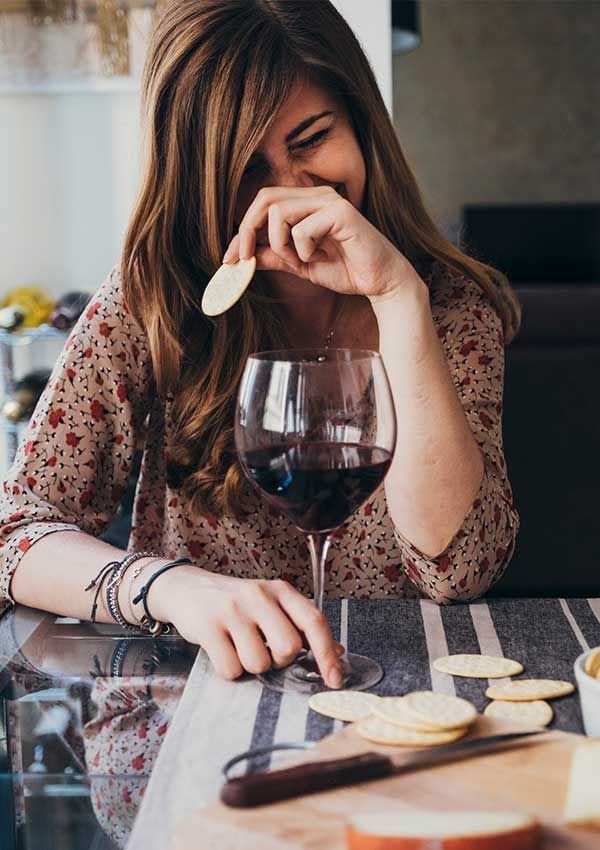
[235, 348, 396, 693]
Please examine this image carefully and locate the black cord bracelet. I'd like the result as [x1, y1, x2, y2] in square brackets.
[131, 557, 192, 635]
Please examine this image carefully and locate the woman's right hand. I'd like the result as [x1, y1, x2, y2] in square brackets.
[148, 564, 345, 689]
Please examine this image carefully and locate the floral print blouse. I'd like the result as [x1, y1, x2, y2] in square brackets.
[0, 261, 519, 618]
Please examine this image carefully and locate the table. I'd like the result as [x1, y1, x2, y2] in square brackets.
[1, 597, 599, 850]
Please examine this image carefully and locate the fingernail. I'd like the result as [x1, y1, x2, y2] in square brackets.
[328, 666, 343, 689]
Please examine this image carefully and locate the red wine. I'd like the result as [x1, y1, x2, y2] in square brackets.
[240, 442, 392, 533]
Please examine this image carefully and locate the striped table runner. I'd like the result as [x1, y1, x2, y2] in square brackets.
[127, 597, 600, 850]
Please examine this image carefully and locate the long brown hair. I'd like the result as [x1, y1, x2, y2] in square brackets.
[121, 0, 521, 518]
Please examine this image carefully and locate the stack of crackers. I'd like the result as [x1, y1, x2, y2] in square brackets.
[309, 689, 477, 747]
[308, 653, 576, 747]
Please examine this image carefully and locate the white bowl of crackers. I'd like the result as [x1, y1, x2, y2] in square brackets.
[574, 646, 600, 736]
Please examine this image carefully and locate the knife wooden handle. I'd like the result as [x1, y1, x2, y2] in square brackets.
[220, 751, 393, 808]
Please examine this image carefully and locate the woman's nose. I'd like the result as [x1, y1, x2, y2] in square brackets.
[268, 170, 322, 190]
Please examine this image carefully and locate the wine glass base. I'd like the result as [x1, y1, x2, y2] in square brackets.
[257, 652, 384, 695]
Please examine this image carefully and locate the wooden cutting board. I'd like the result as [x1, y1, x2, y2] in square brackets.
[171, 716, 599, 850]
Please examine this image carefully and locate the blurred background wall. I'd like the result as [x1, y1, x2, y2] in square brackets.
[393, 0, 600, 242]
[0, 91, 140, 297]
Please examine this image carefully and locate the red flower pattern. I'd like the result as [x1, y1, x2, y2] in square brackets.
[91, 400, 105, 422]
[48, 408, 65, 428]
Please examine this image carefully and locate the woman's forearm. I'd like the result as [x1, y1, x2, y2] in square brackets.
[370, 272, 484, 559]
[10, 531, 174, 625]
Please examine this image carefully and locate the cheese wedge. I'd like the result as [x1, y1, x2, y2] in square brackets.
[564, 740, 600, 829]
[346, 809, 540, 849]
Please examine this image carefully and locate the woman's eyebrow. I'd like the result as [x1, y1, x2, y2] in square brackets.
[284, 111, 335, 143]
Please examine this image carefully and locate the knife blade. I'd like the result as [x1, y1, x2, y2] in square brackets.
[220, 729, 544, 808]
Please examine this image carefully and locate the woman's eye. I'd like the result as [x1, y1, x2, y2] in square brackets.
[242, 127, 331, 177]
[293, 127, 331, 151]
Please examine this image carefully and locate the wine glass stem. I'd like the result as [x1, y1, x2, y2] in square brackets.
[306, 533, 332, 613]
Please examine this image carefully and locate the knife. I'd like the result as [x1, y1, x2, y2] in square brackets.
[220, 730, 544, 808]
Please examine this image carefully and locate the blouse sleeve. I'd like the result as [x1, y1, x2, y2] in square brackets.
[0, 266, 153, 617]
[393, 268, 520, 603]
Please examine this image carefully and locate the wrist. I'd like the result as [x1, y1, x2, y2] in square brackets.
[119, 556, 163, 625]
[369, 258, 429, 320]
[144, 562, 207, 625]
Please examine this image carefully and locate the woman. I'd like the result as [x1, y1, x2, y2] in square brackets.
[0, 0, 520, 690]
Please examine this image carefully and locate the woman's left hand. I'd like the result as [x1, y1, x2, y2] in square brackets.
[222, 186, 417, 299]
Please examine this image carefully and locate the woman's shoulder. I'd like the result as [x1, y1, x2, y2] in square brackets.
[426, 259, 503, 338]
[59, 264, 153, 393]
[86, 264, 144, 330]
[73, 264, 150, 350]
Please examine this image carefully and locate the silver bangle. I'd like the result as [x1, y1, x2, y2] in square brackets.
[105, 551, 158, 629]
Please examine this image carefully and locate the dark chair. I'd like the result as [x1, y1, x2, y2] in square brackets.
[490, 285, 600, 596]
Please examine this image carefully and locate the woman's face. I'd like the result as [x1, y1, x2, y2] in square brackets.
[234, 78, 366, 226]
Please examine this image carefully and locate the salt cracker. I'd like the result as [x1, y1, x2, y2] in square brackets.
[308, 690, 380, 723]
[485, 679, 575, 702]
[584, 647, 600, 679]
[433, 654, 524, 679]
[374, 697, 451, 732]
[484, 699, 553, 727]
[356, 715, 468, 747]
[401, 690, 477, 731]
[201, 257, 256, 316]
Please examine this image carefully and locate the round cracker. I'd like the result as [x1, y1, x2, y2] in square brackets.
[201, 257, 256, 316]
[433, 654, 524, 679]
[484, 699, 553, 727]
[584, 647, 600, 678]
[374, 697, 450, 732]
[308, 689, 381, 723]
[356, 715, 468, 747]
[400, 691, 477, 731]
[485, 679, 575, 702]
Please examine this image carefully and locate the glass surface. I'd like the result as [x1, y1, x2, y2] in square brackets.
[0, 611, 198, 849]
[235, 348, 397, 693]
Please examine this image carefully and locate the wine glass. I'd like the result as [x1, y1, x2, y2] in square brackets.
[234, 348, 396, 693]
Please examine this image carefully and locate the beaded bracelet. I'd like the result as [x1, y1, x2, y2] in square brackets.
[105, 551, 159, 629]
[84, 551, 157, 626]
[127, 558, 161, 625]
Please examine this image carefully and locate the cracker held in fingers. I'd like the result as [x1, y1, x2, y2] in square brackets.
[201, 257, 257, 316]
